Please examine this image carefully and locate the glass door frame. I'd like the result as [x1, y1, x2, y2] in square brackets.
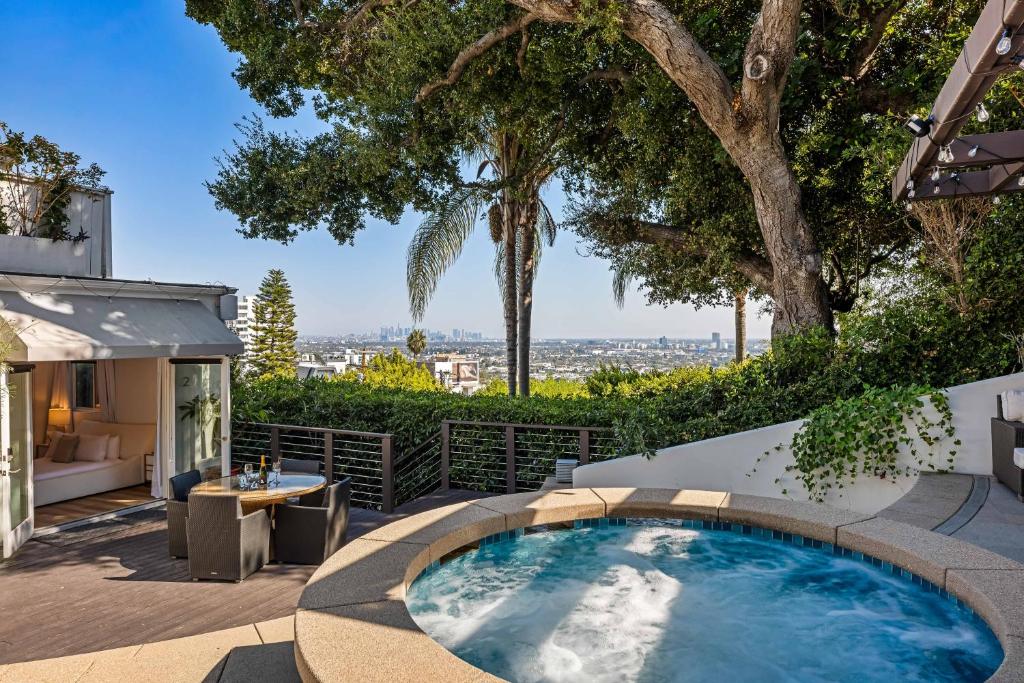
[1, 364, 34, 558]
[159, 356, 231, 497]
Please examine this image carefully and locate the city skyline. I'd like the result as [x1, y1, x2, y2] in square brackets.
[2, 1, 774, 341]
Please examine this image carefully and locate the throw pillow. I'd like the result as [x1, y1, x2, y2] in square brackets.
[43, 433, 64, 460]
[106, 435, 122, 460]
[50, 435, 79, 463]
[1004, 391, 1024, 421]
[74, 433, 110, 463]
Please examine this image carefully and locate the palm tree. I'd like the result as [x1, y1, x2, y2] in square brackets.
[406, 328, 427, 360]
[406, 132, 554, 396]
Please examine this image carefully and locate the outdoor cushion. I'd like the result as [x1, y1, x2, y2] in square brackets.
[170, 470, 202, 502]
[1014, 448, 1024, 470]
[50, 435, 79, 463]
[33, 456, 129, 481]
[74, 433, 110, 463]
[105, 435, 122, 461]
[1003, 390, 1024, 421]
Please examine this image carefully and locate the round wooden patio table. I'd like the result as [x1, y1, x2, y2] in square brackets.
[191, 473, 326, 515]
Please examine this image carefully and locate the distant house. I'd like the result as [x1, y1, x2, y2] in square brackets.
[425, 354, 480, 395]
[0, 181, 242, 557]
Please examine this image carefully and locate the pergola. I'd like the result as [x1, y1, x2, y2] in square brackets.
[893, 0, 1024, 203]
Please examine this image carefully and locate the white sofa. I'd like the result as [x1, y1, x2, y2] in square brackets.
[34, 421, 155, 507]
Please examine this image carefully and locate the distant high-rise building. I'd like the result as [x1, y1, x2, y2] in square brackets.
[711, 332, 722, 350]
[227, 295, 258, 365]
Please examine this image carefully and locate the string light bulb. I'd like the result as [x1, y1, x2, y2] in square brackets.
[934, 185, 941, 194]
[1018, 176, 1024, 187]
[932, 167, 942, 182]
[908, 189, 915, 198]
[997, 29, 1013, 55]
[977, 103, 990, 123]
[906, 179, 914, 191]
[994, 195, 1003, 205]
[969, 145, 979, 158]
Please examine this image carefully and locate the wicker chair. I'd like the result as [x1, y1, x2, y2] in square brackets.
[992, 395, 1024, 500]
[281, 458, 320, 475]
[187, 493, 271, 582]
[167, 470, 201, 558]
[274, 479, 351, 565]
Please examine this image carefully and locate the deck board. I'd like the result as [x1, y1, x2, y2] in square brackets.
[0, 488, 488, 664]
[34, 485, 156, 528]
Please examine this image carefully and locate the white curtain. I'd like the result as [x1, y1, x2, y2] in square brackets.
[47, 362, 73, 432]
[96, 360, 117, 423]
[151, 361, 163, 498]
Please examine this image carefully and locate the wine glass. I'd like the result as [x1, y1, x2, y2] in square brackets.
[271, 460, 281, 486]
[242, 463, 253, 488]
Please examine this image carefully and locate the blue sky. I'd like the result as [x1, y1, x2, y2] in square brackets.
[3, 1, 771, 339]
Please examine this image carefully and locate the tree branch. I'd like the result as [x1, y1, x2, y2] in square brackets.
[852, 0, 908, 81]
[597, 216, 776, 294]
[739, 0, 802, 126]
[416, 13, 541, 102]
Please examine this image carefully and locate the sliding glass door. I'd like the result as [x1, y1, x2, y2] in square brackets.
[172, 360, 226, 481]
[1, 367, 33, 558]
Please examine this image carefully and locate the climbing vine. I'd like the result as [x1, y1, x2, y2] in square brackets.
[757, 385, 960, 502]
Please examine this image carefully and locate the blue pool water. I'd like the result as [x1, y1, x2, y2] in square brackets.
[406, 520, 1003, 682]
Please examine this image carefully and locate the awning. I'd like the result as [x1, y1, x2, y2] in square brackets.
[0, 291, 243, 361]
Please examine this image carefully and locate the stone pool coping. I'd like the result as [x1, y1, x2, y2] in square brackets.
[293, 488, 1024, 683]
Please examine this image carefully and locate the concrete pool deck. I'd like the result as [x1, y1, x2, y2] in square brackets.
[6, 484, 1024, 682]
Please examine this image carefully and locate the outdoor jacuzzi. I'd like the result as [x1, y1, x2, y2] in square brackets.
[292, 489, 1024, 683]
[406, 518, 1002, 682]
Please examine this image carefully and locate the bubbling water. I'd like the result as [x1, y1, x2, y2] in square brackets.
[406, 520, 1003, 683]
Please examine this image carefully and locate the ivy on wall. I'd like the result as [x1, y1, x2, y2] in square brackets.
[757, 385, 959, 502]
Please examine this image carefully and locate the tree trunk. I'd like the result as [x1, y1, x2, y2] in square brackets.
[517, 197, 539, 397]
[734, 288, 747, 363]
[743, 152, 833, 338]
[503, 194, 519, 397]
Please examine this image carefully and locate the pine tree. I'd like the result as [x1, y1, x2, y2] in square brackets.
[248, 269, 298, 379]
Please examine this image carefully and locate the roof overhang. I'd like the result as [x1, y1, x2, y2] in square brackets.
[0, 291, 243, 362]
[893, 0, 1024, 202]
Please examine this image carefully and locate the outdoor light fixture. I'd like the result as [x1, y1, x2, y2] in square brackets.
[906, 179, 914, 191]
[938, 144, 954, 163]
[1018, 175, 1024, 187]
[905, 114, 933, 137]
[997, 28, 1013, 55]
[977, 103, 991, 122]
[969, 145, 980, 157]
[932, 167, 942, 181]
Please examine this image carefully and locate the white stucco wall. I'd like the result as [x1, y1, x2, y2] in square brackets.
[574, 372, 1024, 514]
[0, 187, 112, 278]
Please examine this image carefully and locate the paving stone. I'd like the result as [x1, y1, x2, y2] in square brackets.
[592, 488, 725, 521]
[718, 493, 872, 543]
[254, 615, 294, 644]
[294, 603, 501, 683]
[298, 538, 429, 611]
[471, 488, 606, 530]
[362, 501, 506, 562]
[946, 569, 1024, 641]
[219, 641, 300, 683]
[838, 518, 1022, 587]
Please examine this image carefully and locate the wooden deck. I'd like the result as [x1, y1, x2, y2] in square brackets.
[34, 485, 156, 529]
[0, 488, 488, 665]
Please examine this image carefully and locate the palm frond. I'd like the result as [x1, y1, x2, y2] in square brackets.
[538, 200, 557, 247]
[407, 189, 481, 321]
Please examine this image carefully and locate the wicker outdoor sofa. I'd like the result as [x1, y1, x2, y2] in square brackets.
[992, 394, 1024, 500]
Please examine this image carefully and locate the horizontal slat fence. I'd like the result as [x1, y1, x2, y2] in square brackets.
[232, 420, 617, 512]
[232, 422, 393, 512]
[440, 420, 615, 494]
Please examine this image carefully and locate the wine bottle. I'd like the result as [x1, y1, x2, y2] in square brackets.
[259, 454, 268, 486]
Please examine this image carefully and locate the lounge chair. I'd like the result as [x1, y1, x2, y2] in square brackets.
[992, 394, 1024, 500]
